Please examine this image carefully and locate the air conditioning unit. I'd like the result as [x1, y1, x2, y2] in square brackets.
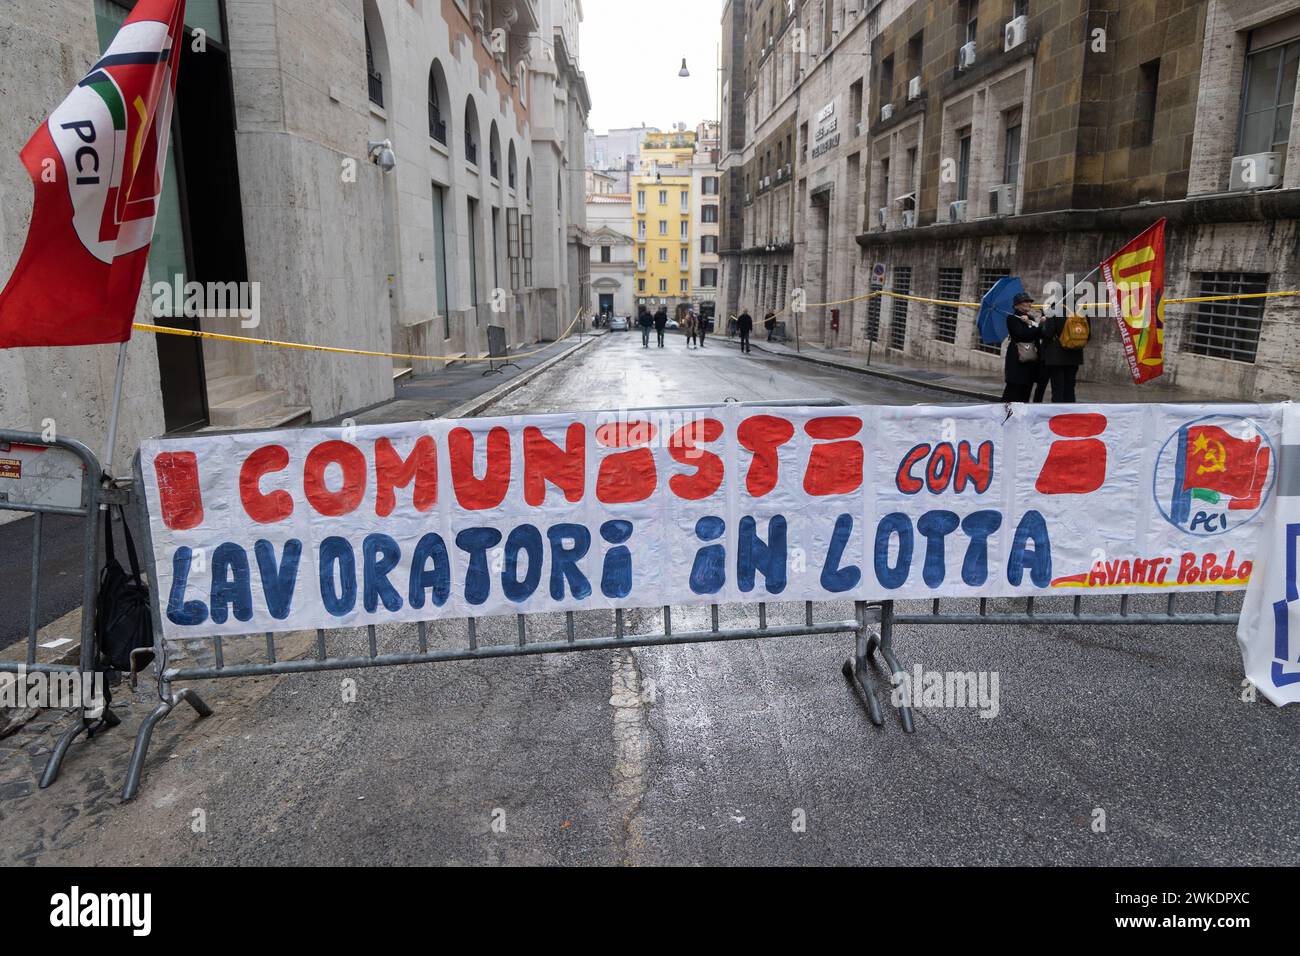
[880, 102, 893, 122]
[784, 162, 792, 176]
[1004, 15, 1028, 51]
[990, 183, 1015, 217]
[855, 121, 863, 137]
[949, 200, 968, 223]
[1229, 152, 1283, 191]
[877, 207, 888, 229]
[901, 210, 916, 228]
[958, 41, 977, 71]
[907, 76, 921, 101]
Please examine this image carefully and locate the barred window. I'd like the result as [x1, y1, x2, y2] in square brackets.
[866, 280, 883, 342]
[974, 268, 1009, 354]
[1186, 272, 1269, 364]
[890, 267, 912, 351]
[521, 214, 533, 287]
[935, 267, 963, 343]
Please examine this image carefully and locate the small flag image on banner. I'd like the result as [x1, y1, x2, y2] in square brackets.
[1101, 218, 1167, 385]
[0, 0, 186, 348]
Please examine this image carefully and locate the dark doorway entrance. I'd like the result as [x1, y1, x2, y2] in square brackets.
[599, 293, 614, 315]
[96, 2, 249, 433]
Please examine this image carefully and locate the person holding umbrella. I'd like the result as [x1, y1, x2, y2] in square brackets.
[1002, 292, 1044, 402]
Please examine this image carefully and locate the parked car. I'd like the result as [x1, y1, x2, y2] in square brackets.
[608, 314, 629, 331]
[666, 318, 679, 330]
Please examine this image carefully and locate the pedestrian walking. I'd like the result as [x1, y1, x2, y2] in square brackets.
[1001, 292, 1043, 403]
[737, 309, 754, 354]
[683, 310, 699, 349]
[638, 307, 653, 347]
[764, 311, 777, 341]
[698, 312, 708, 347]
[1033, 308, 1090, 403]
[654, 306, 668, 348]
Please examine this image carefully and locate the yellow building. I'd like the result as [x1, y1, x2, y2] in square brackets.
[632, 131, 696, 316]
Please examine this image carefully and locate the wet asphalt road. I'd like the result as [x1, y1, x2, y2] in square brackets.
[9, 331, 1297, 866]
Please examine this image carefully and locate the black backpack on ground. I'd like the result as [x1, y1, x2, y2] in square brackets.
[95, 503, 155, 675]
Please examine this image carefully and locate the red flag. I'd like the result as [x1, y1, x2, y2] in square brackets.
[0, 0, 186, 348]
[1101, 218, 1166, 384]
[1183, 424, 1271, 510]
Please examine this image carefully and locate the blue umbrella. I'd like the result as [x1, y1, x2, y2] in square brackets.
[976, 276, 1026, 345]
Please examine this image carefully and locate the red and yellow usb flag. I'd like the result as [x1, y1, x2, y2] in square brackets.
[1101, 218, 1167, 384]
[0, 0, 186, 348]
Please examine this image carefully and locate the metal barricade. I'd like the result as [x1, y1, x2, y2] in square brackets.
[119, 398, 1251, 801]
[124, 439, 867, 797]
[843, 594, 1241, 732]
[482, 325, 521, 376]
[122, 398, 866, 799]
[0, 429, 117, 787]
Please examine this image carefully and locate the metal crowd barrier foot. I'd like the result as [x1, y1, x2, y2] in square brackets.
[38, 707, 119, 789]
[841, 602, 884, 726]
[867, 602, 915, 733]
[121, 689, 213, 802]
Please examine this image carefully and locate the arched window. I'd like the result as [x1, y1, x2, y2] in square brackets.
[526, 159, 533, 201]
[365, 25, 382, 106]
[464, 97, 480, 166]
[489, 121, 501, 181]
[508, 142, 518, 190]
[363, 2, 388, 109]
[428, 63, 447, 144]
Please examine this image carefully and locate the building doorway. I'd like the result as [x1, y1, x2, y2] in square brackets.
[95, 1, 249, 433]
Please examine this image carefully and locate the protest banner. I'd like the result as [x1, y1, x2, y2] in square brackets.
[139, 402, 1283, 639]
[1237, 402, 1300, 706]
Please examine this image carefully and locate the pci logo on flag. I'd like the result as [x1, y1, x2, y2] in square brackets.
[0, 0, 186, 348]
[1154, 415, 1275, 536]
[57, 19, 178, 262]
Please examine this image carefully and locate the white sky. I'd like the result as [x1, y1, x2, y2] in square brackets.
[580, 0, 725, 134]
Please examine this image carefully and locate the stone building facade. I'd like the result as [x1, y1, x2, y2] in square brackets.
[633, 130, 697, 315]
[586, 193, 636, 318]
[721, 0, 1300, 401]
[0, 0, 589, 459]
[692, 121, 722, 321]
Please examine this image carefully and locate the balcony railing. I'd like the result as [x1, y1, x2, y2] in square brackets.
[490, 156, 499, 179]
[428, 104, 446, 145]
[368, 70, 384, 108]
[466, 140, 478, 166]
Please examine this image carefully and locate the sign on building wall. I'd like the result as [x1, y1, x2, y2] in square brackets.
[812, 98, 841, 160]
[139, 402, 1282, 638]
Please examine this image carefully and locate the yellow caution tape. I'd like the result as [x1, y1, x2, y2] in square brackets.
[727, 288, 1300, 323]
[135, 285, 1300, 362]
[133, 311, 585, 364]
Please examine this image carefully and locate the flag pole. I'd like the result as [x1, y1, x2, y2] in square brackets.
[1061, 264, 1102, 316]
[103, 340, 128, 478]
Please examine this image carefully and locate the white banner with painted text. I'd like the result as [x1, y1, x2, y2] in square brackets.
[139, 402, 1284, 639]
